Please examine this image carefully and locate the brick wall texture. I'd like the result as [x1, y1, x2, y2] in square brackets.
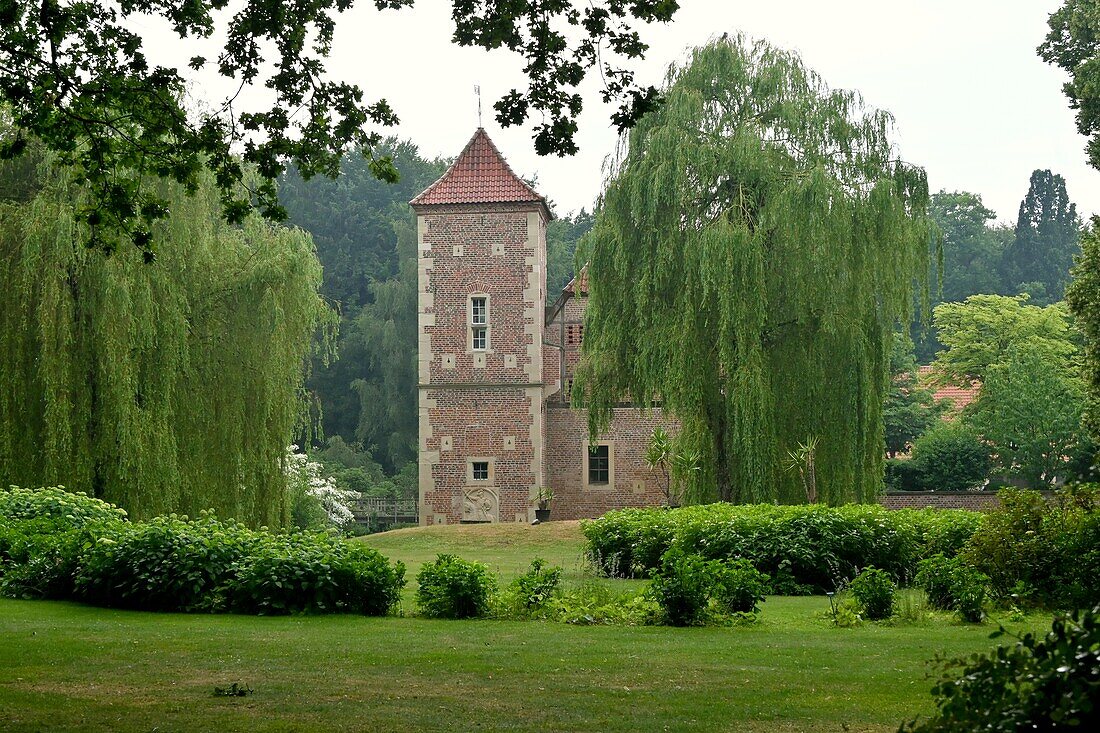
[879, 491, 1019, 511]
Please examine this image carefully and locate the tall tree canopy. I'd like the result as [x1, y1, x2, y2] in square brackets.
[0, 0, 676, 257]
[1004, 169, 1080, 304]
[1040, 1, 1100, 169]
[575, 36, 936, 505]
[1067, 225, 1100, 443]
[930, 191, 1011, 302]
[0, 149, 333, 526]
[278, 141, 443, 471]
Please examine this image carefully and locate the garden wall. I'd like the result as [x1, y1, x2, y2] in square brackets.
[878, 490, 1053, 511]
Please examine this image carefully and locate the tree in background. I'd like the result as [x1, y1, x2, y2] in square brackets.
[1041, 1, 1100, 169]
[547, 209, 595, 296]
[279, 142, 444, 470]
[0, 149, 332, 527]
[884, 333, 945, 458]
[907, 422, 991, 492]
[930, 191, 1011, 302]
[575, 36, 936, 505]
[930, 295, 1078, 387]
[1003, 170, 1080, 304]
[1068, 225, 1100, 443]
[0, 1, 677, 257]
[971, 343, 1087, 486]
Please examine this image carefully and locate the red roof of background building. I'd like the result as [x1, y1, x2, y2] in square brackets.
[918, 365, 980, 412]
[563, 264, 589, 296]
[410, 128, 547, 209]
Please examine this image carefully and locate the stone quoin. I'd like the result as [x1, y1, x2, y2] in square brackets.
[411, 128, 677, 524]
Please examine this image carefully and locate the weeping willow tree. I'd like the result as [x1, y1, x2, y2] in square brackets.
[0, 148, 334, 526]
[574, 36, 936, 505]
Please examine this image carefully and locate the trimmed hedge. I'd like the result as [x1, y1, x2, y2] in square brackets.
[582, 503, 984, 592]
[1, 486, 405, 616]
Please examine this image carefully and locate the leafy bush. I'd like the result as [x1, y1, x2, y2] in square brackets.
[711, 559, 769, 614]
[74, 513, 260, 611]
[914, 554, 960, 610]
[885, 458, 924, 491]
[908, 422, 991, 492]
[0, 525, 85, 599]
[416, 554, 497, 619]
[505, 558, 562, 612]
[227, 535, 405, 615]
[583, 503, 983, 591]
[849, 567, 894, 620]
[0, 485, 127, 526]
[949, 565, 988, 623]
[901, 606, 1100, 731]
[962, 487, 1100, 608]
[647, 549, 716, 626]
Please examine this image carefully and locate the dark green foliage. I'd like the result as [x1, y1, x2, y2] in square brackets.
[227, 536, 406, 616]
[546, 209, 595, 296]
[576, 36, 936, 506]
[508, 558, 563, 611]
[711, 559, 769, 614]
[74, 514, 268, 612]
[907, 422, 990, 492]
[647, 549, 718, 626]
[962, 487, 1100, 608]
[849, 567, 894, 620]
[1067, 222, 1100, 445]
[884, 458, 924, 492]
[1004, 170, 1080, 304]
[901, 606, 1100, 732]
[930, 191, 1011, 303]
[582, 503, 984, 591]
[0, 527, 84, 600]
[0, 1, 674, 254]
[416, 554, 498, 619]
[885, 333, 946, 458]
[915, 554, 989, 622]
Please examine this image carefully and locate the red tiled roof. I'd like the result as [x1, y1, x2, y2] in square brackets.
[563, 264, 589, 296]
[918, 365, 980, 412]
[410, 128, 546, 208]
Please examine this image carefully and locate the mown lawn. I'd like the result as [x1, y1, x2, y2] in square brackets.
[0, 522, 1050, 733]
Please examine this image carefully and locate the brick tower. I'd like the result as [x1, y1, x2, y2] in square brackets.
[410, 129, 550, 525]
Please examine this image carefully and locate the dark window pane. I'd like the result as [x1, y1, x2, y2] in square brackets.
[473, 461, 489, 480]
[588, 445, 609, 484]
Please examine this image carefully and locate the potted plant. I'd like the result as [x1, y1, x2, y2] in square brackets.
[534, 487, 553, 522]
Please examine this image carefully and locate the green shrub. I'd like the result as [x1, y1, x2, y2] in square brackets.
[507, 558, 562, 610]
[949, 565, 988, 623]
[901, 606, 1100, 732]
[416, 554, 497, 619]
[0, 485, 127, 527]
[228, 536, 405, 615]
[962, 487, 1100, 608]
[74, 514, 260, 611]
[0, 526, 84, 599]
[711, 559, 769, 614]
[546, 581, 660, 626]
[849, 567, 895, 620]
[915, 554, 961, 611]
[909, 422, 990, 492]
[647, 549, 716, 626]
[583, 503, 983, 591]
[885, 458, 924, 491]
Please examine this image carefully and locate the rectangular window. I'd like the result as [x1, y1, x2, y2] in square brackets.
[472, 326, 487, 351]
[588, 445, 609, 485]
[471, 297, 487, 325]
[472, 461, 489, 481]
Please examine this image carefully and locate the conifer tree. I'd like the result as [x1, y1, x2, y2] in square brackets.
[1004, 169, 1080, 304]
[574, 36, 936, 504]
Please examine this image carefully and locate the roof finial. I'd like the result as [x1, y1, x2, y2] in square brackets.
[475, 84, 482, 128]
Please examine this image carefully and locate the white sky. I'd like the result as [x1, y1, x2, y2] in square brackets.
[145, 0, 1097, 223]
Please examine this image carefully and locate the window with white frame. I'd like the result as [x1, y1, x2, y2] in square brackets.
[470, 295, 489, 351]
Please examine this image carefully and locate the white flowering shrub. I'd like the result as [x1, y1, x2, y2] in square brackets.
[285, 446, 358, 531]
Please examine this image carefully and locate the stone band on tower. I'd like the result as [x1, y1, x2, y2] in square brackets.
[410, 128, 550, 524]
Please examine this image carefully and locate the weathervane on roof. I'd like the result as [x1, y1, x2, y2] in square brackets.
[475, 84, 482, 128]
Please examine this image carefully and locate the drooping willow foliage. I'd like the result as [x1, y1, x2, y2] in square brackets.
[574, 36, 937, 505]
[0, 150, 334, 526]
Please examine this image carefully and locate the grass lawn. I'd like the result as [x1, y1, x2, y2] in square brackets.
[0, 522, 1050, 733]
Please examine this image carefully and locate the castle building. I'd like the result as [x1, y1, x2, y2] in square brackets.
[411, 128, 675, 524]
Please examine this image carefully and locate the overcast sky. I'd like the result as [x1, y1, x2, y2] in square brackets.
[149, 0, 1097, 224]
